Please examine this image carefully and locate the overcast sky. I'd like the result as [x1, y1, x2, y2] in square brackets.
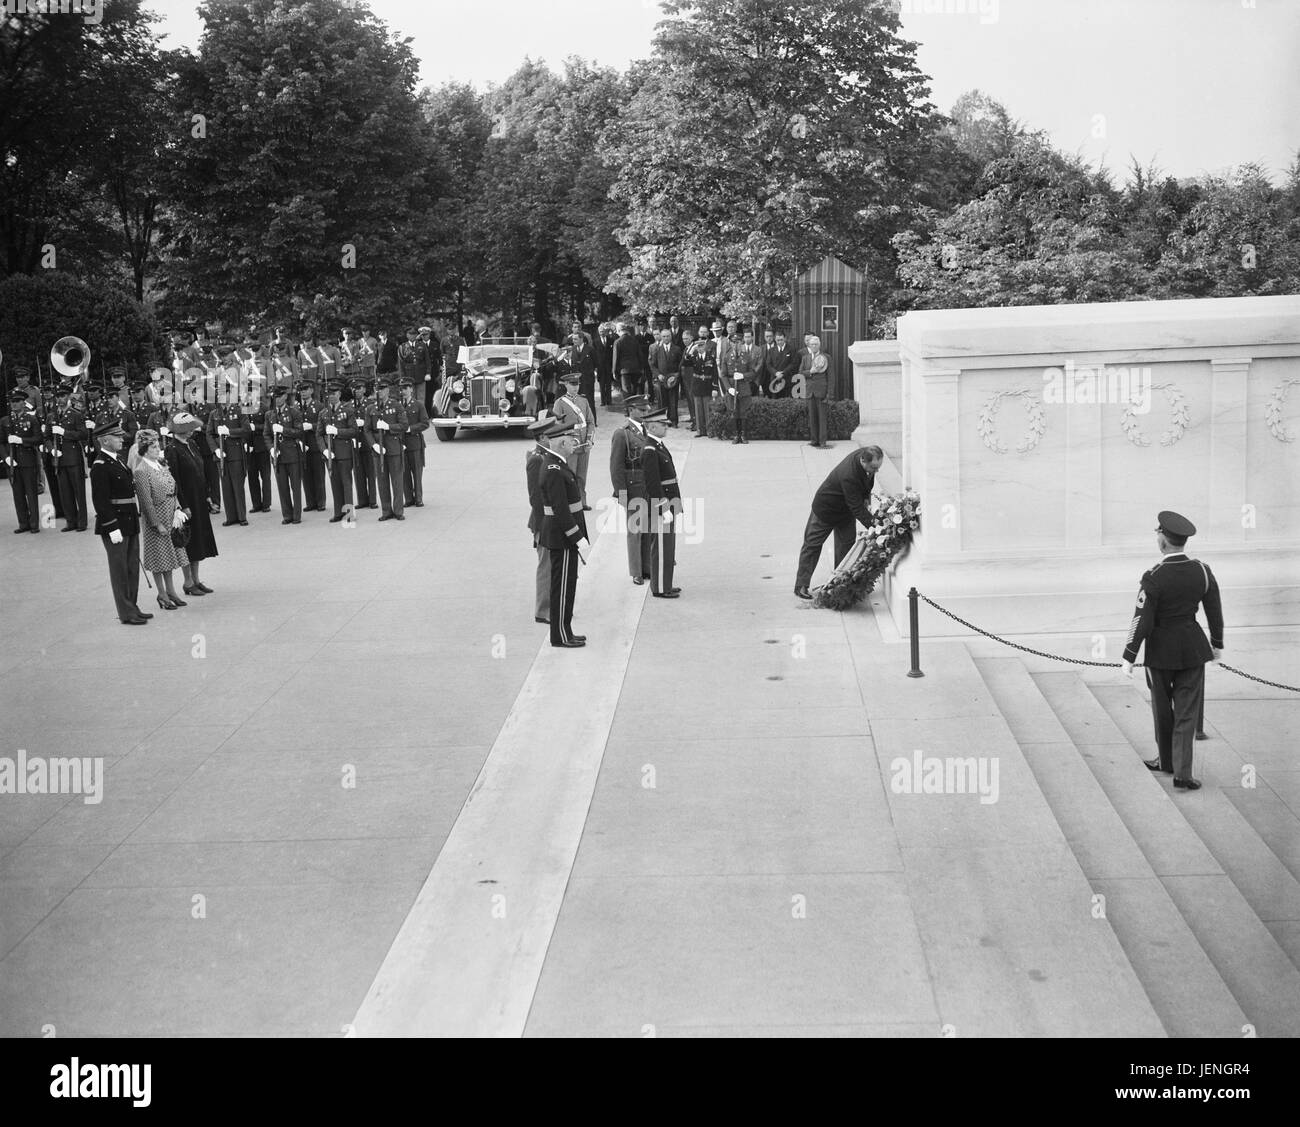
[149, 0, 1299, 183]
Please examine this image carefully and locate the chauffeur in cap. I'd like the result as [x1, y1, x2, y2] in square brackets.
[1120, 511, 1224, 790]
[89, 422, 150, 624]
[531, 416, 588, 647]
[3, 386, 44, 532]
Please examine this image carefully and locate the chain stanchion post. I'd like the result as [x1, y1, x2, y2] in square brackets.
[907, 587, 924, 678]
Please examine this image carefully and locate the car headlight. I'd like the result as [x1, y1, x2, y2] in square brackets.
[458, 398, 470, 412]
[504, 379, 516, 393]
[498, 398, 511, 414]
[452, 380, 464, 394]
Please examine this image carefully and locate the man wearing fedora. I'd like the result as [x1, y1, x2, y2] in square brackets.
[1121, 511, 1224, 790]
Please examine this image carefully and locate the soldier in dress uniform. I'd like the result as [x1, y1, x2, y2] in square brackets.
[339, 327, 364, 387]
[82, 382, 103, 461]
[533, 417, 588, 648]
[318, 379, 356, 523]
[207, 379, 251, 526]
[2, 387, 43, 533]
[551, 370, 595, 509]
[398, 328, 430, 411]
[89, 421, 150, 625]
[6, 363, 41, 409]
[641, 407, 683, 598]
[366, 377, 407, 521]
[39, 384, 62, 518]
[94, 367, 138, 456]
[245, 390, 273, 513]
[268, 331, 300, 392]
[609, 394, 652, 584]
[399, 376, 429, 507]
[266, 386, 305, 524]
[297, 380, 326, 512]
[348, 378, 377, 509]
[525, 419, 553, 625]
[47, 381, 89, 531]
[1121, 511, 1224, 791]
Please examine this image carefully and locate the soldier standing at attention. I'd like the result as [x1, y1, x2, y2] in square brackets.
[48, 381, 89, 531]
[348, 378, 377, 510]
[298, 380, 326, 512]
[399, 377, 429, 507]
[525, 420, 552, 626]
[318, 379, 356, 523]
[551, 370, 595, 509]
[246, 389, 273, 513]
[367, 377, 407, 521]
[266, 386, 305, 525]
[209, 379, 251, 526]
[3, 387, 43, 533]
[536, 419, 588, 648]
[641, 407, 682, 599]
[89, 422, 150, 625]
[1121, 511, 1224, 791]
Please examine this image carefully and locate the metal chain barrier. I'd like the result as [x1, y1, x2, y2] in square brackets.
[911, 590, 1300, 693]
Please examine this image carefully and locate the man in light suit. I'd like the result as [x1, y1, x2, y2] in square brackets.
[800, 334, 832, 448]
[551, 370, 595, 508]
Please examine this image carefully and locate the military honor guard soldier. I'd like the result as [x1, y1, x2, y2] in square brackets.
[610, 395, 652, 584]
[47, 382, 89, 531]
[640, 407, 682, 598]
[525, 423, 552, 625]
[399, 377, 429, 507]
[318, 379, 357, 522]
[1120, 511, 1225, 791]
[551, 370, 595, 509]
[246, 395, 273, 513]
[367, 377, 407, 521]
[348, 378, 377, 510]
[3, 386, 44, 533]
[266, 386, 306, 524]
[89, 422, 151, 625]
[298, 380, 327, 512]
[532, 417, 588, 648]
[207, 388, 251, 526]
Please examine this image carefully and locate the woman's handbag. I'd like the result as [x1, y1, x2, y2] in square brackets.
[171, 509, 191, 548]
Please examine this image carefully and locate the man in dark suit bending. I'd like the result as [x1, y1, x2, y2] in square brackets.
[793, 445, 883, 600]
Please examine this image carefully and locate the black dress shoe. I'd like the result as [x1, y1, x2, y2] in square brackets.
[632, 576, 644, 585]
[134, 609, 154, 619]
[1173, 777, 1202, 790]
[393, 514, 405, 520]
[368, 503, 379, 509]
[121, 617, 148, 626]
[413, 501, 424, 507]
[793, 586, 812, 600]
[378, 514, 393, 522]
[13, 527, 28, 534]
[571, 635, 587, 642]
[652, 591, 680, 599]
[239, 520, 248, 526]
[281, 518, 292, 525]
[535, 617, 550, 625]
[1143, 758, 1168, 773]
[1195, 731, 1209, 741]
[583, 505, 592, 511]
[666, 587, 681, 595]
[329, 516, 344, 523]
[61, 526, 76, 532]
[552, 639, 586, 648]
[222, 520, 239, 526]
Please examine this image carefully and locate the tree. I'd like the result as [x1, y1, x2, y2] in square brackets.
[156, 0, 440, 333]
[605, 0, 941, 322]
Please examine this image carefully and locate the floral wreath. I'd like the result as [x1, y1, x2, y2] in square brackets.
[1265, 378, 1300, 443]
[977, 389, 1046, 454]
[1120, 382, 1189, 447]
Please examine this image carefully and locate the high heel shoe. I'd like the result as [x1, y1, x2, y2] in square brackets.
[170, 593, 188, 607]
[182, 584, 206, 597]
[195, 582, 214, 594]
[157, 594, 178, 611]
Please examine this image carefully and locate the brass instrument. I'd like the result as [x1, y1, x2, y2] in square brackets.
[51, 336, 92, 460]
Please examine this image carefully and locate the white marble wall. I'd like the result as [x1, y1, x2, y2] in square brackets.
[888, 296, 1300, 635]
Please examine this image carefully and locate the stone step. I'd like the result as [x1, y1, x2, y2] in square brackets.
[843, 632, 1166, 1036]
[972, 656, 1246, 1037]
[1033, 670, 1300, 1037]
[1089, 682, 1300, 974]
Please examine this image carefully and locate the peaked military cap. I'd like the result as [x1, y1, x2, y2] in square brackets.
[1157, 511, 1197, 539]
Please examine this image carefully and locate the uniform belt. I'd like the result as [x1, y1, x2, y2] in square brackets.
[110, 497, 137, 505]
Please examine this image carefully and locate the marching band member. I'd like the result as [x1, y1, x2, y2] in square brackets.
[365, 376, 407, 521]
[398, 376, 429, 508]
[318, 379, 356, 523]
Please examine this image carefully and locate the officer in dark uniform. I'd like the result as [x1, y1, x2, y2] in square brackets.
[40, 385, 63, 517]
[348, 378, 377, 509]
[297, 380, 326, 512]
[1121, 511, 1224, 790]
[246, 393, 273, 512]
[641, 407, 682, 598]
[208, 380, 251, 525]
[525, 423, 552, 625]
[535, 418, 588, 647]
[2, 386, 44, 532]
[609, 395, 651, 583]
[47, 381, 89, 531]
[366, 377, 407, 520]
[94, 367, 138, 457]
[89, 422, 150, 625]
[266, 386, 305, 524]
[318, 379, 356, 522]
[399, 376, 429, 506]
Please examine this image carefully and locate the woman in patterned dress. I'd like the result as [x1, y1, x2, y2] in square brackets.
[132, 429, 189, 610]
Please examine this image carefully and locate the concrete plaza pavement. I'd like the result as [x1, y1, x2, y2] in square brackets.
[2, 410, 1297, 1037]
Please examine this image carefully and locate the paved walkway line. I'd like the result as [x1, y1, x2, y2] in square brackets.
[351, 488, 648, 1037]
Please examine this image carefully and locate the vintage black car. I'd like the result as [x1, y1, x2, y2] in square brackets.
[432, 340, 568, 441]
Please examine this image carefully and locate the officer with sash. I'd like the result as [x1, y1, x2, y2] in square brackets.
[551, 370, 595, 509]
[1121, 511, 1224, 791]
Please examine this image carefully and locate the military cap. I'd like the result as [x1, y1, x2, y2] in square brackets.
[348, 378, 367, 389]
[129, 376, 148, 391]
[271, 384, 291, 398]
[1157, 511, 1197, 539]
[417, 325, 432, 334]
[623, 394, 651, 418]
[642, 406, 668, 422]
[295, 380, 315, 393]
[11, 364, 32, 379]
[560, 368, 580, 383]
[8, 386, 29, 401]
[527, 416, 575, 438]
[398, 376, 415, 388]
[94, 420, 125, 437]
[326, 379, 346, 393]
[56, 381, 74, 395]
[85, 382, 104, 396]
[376, 376, 395, 390]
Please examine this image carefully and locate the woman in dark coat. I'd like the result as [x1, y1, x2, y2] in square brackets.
[164, 411, 218, 596]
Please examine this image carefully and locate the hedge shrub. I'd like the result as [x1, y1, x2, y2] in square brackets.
[704, 396, 860, 441]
